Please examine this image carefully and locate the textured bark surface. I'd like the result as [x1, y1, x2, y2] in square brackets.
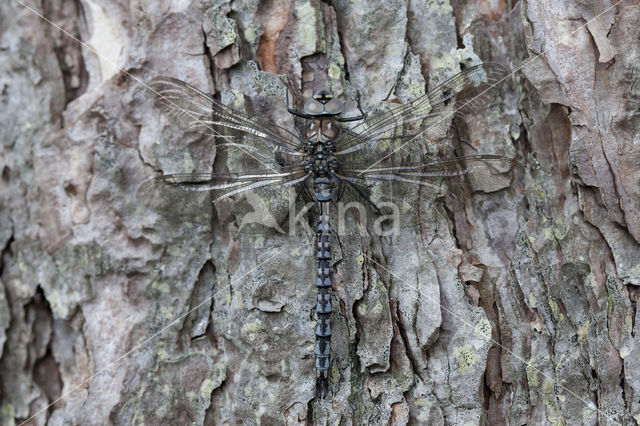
[1, 0, 639, 424]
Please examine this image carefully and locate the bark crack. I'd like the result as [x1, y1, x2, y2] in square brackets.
[43, 0, 89, 107]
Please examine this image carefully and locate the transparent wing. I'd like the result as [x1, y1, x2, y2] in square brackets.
[338, 155, 517, 183]
[138, 166, 308, 204]
[335, 64, 510, 162]
[137, 165, 310, 235]
[336, 155, 521, 207]
[142, 77, 311, 234]
[148, 76, 306, 171]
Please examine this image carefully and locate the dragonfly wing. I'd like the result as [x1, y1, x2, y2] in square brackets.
[339, 155, 519, 181]
[138, 167, 308, 203]
[137, 167, 309, 233]
[335, 64, 510, 162]
[336, 155, 521, 208]
[148, 77, 306, 172]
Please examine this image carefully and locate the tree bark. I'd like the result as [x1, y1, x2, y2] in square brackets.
[1, 0, 639, 424]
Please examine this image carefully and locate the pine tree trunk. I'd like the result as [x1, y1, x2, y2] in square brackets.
[1, 0, 639, 424]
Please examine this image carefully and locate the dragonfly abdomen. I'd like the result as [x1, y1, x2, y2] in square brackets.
[314, 181, 333, 398]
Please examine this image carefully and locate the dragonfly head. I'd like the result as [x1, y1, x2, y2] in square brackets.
[313, 90, 333, 104]
[304, 89, 343, 117]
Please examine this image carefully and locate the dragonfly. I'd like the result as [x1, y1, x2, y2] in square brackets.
[138, 63, 519, 399]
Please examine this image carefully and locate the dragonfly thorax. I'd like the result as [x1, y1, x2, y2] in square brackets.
[304, 120, 339, 179]
[305, 142, 338, 176]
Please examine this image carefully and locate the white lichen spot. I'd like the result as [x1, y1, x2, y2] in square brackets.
[415, 397, 432, 407]
[211, 8, 238, 49]
[457, 33, 481, 67]
[357, 303, 367, 316]
[47, 291, 68, 318]
[454, 344, 477, 373]
[132, 408, 144, 424]
[328, 63, 342, 80]
[586, 272, 598, 289]
[474, 317, 492, 341]
[162, 384, 171, 396]
[241, 321, 262, 341]
[541, 379, 560, 416]
[19, 262, 27, 272]
[371, 301, 383, 318]
[532, 319, 543, 333]
[619, 345, 632, 359]
[159, 306, 174, 320]
[244, 26, 257, 44]
[425, 0, 453, 14]
[553, 222, 567, 240]
[83, 0, 126, 81]
[548, 299, 560, 317]
[234, 293, 245, 309]
[577, 321, 590, 344]
[166, 246, 179, 257]
[527, 293, 537, 308]
[544, 227, 554, 241]
[253, 235, 265, 248]
[244, 384, 252, 395]
[356, 254, 364, 265]
[186, 391, 196, 401]
[526, 360, 539, 387]
[0, 404, 15, 422]
[330, 362, 340, 383]
[222, 89, 246, 110]
[151, 280, 170, 294]
[428, 51, 458, 72]
[157, 348, 168, 360]
[542, 380, 565, 426]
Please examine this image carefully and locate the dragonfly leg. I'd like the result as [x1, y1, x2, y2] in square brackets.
[285, 85, 318, 120]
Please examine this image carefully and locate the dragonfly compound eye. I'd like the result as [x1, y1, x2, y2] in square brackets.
[324, 98, 343, 115]
[303, 89, 343, 116]
[304, 98, 324, 115]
